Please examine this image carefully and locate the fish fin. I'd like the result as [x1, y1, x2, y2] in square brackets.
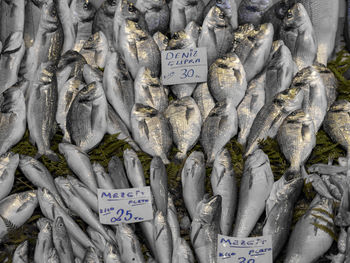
[185, 107, 195, 122]
[16, 201, 31, 213]
[0, 215, 17, 230]
[45, 151, 60, 162]
[138, 120, 149, 140]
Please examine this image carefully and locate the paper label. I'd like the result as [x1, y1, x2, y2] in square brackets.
[217, 235, 273, 263]
[161, 47, 208, 85]
[98, 187, 153, 224]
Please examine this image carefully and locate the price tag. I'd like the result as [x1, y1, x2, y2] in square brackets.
[98, 187, 153, 224]
[217, 235, 273, 263]
[161, 47, 208, 85]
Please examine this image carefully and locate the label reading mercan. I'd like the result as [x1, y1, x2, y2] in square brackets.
[161, 47, 208, 85]
[217, 234, 273, 263]
[98, 187, 153, 224]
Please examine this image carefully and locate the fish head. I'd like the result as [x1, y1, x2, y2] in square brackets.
[83, 31, 108, 50]
[206, 6, 229, 29]
[92, 162, 105, 174]
[153, 31, 169, 48]
[39, 218, 53, 235]
[167, 31, 194, 50]
[213, 149, 232, 175]
[274, 86, 303, 112]
[183, 151, 204, 177]
[283, 3, 308, 28]
[40, 0, 60, 32]
[118, 1, 142, 23]
[124, 20, 149, 42]
[15, 241, 28, 257]
[185, 21, 200, 41]
[254, 23, 274, 46]
[18, 190, 38, 209]
[150, 156, 164, 171]
[245, 149, 270, 169]
[74, 0, 96, 22]
[102, 0, 118, 16]
[38, 188, 58, 207]
[196, 195, 222, 224]
[78, 82, 104, 102]
[53, 216, 67, 237]
[18, 154, 36, 168]
[36, 217, 52, 229]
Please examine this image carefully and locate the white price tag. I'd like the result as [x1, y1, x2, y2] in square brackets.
[98, 187, 153, 224]
[217, 235, 273, 263]
[161, 47, 208, 85]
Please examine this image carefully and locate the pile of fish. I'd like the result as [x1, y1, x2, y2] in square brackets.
[0, 0, 349, 261]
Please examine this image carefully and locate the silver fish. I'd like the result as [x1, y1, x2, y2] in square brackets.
[18, 155, 66, 210]
[210, 148, 236, 236]
[80, 31, 109, 69]
[192, 82, 215, 121]
[103, 51, 134, 129]
[83, 247, 100, 263]
[0, 190, 38, 240]
[237, 72, 266, 146]
[136, 0, 170, 35]
[172, 238, 195, 263]
[190, 195, 221, 263]
[130, 104, 172, 164]
[284, 196, 335, 263]
[150, 157, 168, 215]
[244, 86, 304, 157]
[134, 67, 168, 112]
[0, 32, 25, 93]
[34, 218, 53, 263]
[118, 19, 160, 78]
[13, 240, 28, 263]
[169, 0, 205, 34]
[27, 62, 59, 161]
[238, 0, 274, 25]
[198, 6, 234, 66]
[108, 156, 130, 189]
[205, 0, 238, 29]
[0, 86, 26, 156]
[67, 81, 108, 152]
[104, 242, 122, 263]
[0, 0, 25, 43]
[92, 162, 115, 189]
[115, 223, 145, 263]
[53, 216, 75, 262]
[153, 31, 169, 51]
[123, 148, 146, 187]
[232, 23, 274, 82]
[200, 100, 238, 165]
[208, 52, 247, 106]
[167, 194, 181, 248]
[59, 143, 98, 194]
[153, 211, 173, 263]
[299, 0, 339, 65]
[47, 248, 60, 263]
[263, 177, 303, 259]
[233, 149, 274, 237]
[280, 3, 317, 70]
[165, 97, 202, 161]
[181, 151, 206, 219]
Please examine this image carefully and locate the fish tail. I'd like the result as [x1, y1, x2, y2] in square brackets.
[159, 153, 170, 165]
[44, 151, 60, 162]
[283, 167, 301, 181]
[174, 151, 187, 163]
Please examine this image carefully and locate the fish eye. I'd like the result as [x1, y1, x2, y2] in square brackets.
[83, 2, 90, 9]
[218, 12, 224, 19]
[247, 36, 255, 41]
[128, 4, 136, 12]
[287, 10, 292, 18]
[51, 8, 57, 17]
[135, 23, 141, 29]
[216, 0, 222, 4]
[163, 38, 168, 44]
[173, 32, 179, 40]
[59, 223, 63, 227]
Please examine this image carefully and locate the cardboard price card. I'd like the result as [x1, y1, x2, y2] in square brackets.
[161, 47, 208, 85]
[217, 235, 273, 263]
[98, 187, 153, 224]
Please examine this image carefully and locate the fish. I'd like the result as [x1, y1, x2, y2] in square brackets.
[237, 72, 266, 146]
[206, 0, 238, 29]
[284, 195, 335, 263]
[103, 51, 134, 129]
[280, 3, 317, 70]
[292, 66, 327, 131]
[244, 85, 304, 157]
[123, 148, 146, 187]
[0, 32, 25, 93]
[134, 67, 168, 112]
[192, 82, 216, 121]
[71, 0, 97, 51]
[59, 143, 98, 193]
[169, 0, 205, 34]
[56, 0, 75, 53]
[114, 223, 146, 263]
[172, 238, 195, 263]
[18, 155, 66, 210]
[38, 187, 95, 249]
[67, 81, 108, 152]
[53, 216, 75, 262]
[27, 62, 59, 161]
[153, 211, 173, 263]
[0, 190, 38, 240]
[0, 86, 26, 156]
[181, 151, 206, 220]
[150, 157, 168, 215]
[299, 0, 339, 65]
[47, 248, 60, 263]
[92, 162, 115, 189]
[323, 100, 350, 157]
[22, 0, 42, 48]
[118, 20, 160, 78]
[184, 21, 201, 43]
[263, 177, 303, 259]
[80, 31, 109, 69]
[87, 226, 107, 255]
[210, 148, 236, 236]
[135, 0, 170, 35]
[198, 6, 234, 66]
[130, 104, 172, 164]
[0, 0, 25, 43]
[208, 52, 247, 106]
[238, 0, 274, 25]
[200, 99, 238, 165]
[167, 194, 181, 248]
[34, 218, 53, 263]
[106, 104, 140, 151]
[264, 40, 297, 104]
[232, 23, 274, 82]
[234, 149, 274, 237]
[165, 97, 202, 161]
[108, 156, 130, 189]
[13, 240, 28, 263]
[83, 247, 100, 262]
[153, 31, 169, 51]
[104, 242, 122, 263]
[190, 195, 221, 263]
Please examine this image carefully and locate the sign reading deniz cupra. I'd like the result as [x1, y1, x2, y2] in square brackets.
[161, 47, 208, 85]
[98, 187, 153, 224]
[217, 235, 273, 263]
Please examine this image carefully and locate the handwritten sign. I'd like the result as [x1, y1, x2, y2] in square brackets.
[217, 235, 273, 263]
[161, 47, 207, 85]
[98, 187, 153, 224]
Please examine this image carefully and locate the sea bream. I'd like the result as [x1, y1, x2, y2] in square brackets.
[0, 153, 18, 201]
